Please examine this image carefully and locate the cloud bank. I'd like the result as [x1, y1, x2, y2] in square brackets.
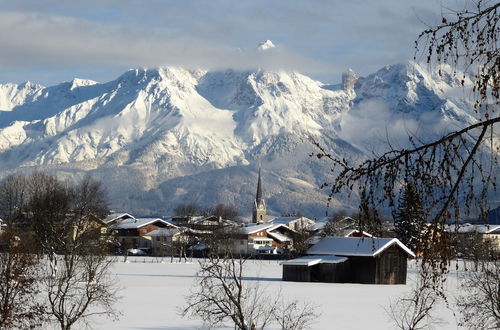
[0, 0, 453, 84]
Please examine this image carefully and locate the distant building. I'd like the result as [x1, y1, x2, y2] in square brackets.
[146, 227, 190, 256]
[171, 215, 239, 230]
[444, 223, 500, 253]
[282, 237, 415, 284]
[269, 216, 316, 231]
[109, 217, 177, 252]
[252, 168, 266, 224]
[230, 223, 295, 255]
[101, 213, 135, 226]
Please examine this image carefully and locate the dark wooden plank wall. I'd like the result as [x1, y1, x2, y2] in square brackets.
[349, 257, 376, 284]
[317, 262, 351, 283]
[283, 265, 311, 282]
[375, 245, 407, 284]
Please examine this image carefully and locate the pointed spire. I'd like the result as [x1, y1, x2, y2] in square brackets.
[256, 168, 263, 204]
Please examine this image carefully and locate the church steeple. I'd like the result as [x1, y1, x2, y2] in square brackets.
[252, 168, 266, 224]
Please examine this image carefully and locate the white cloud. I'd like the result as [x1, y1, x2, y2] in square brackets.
[0, 12, 338, 76]
[338, 99, 430, 153]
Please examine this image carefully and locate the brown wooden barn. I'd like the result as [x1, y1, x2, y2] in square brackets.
[282, 237, 415, 284]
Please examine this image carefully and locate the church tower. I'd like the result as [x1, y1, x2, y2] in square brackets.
[252, 168, 266, 224]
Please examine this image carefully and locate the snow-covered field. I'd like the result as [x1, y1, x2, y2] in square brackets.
[83, 257, 465, 330]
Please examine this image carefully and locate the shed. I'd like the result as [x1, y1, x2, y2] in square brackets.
[282, 255, 348, 282]
[283, 237, 415, 284]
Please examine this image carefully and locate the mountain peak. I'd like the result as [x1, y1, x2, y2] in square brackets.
[70, 78, 98, 90]
[257, 40, 276, 51]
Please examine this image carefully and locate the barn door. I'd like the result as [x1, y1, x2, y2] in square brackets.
[384, 250, 400, 284]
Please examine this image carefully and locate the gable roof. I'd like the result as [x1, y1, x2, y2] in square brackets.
[241, 223, 294, 235]
[111, 218, 177, 230]
[102, 212, 135, 224]
[307, 237, 415, 258]
[342, 229, 373, 238]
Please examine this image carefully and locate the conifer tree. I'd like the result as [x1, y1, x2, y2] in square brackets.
[393, 182, 425, 252]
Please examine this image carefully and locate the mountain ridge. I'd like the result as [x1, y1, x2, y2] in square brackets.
[0, 62, 489, 218]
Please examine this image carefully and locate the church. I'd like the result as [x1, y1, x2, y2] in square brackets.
[250, 169, 316, 230]
[252, 168, 267, 224]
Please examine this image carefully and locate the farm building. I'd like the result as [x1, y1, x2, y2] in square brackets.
[282, 237, 415, 284]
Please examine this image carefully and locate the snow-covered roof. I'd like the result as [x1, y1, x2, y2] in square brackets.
[310, 216, 357, 232]
[267, 231, 292, 243]
[310, 222, 326, 231]
[444, 223, 500, 234]
[269, 216, 315, 225]
[241, 223, 294, 235]
[102, 212, 135, 224]
[342, 229, 373, 238]
[241, 223, 275, 234]
[146, 228, 180, 237]
[307, 237, 415, 258]
[112, 218, 177, 230]
[281, 255, 348, 266]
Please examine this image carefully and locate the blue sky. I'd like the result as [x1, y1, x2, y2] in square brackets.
[0, 0, 450, 85]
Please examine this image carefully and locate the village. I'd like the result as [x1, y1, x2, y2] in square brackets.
[3, 170, 497, 288]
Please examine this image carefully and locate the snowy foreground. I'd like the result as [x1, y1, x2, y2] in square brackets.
[85, 257, 463, 330]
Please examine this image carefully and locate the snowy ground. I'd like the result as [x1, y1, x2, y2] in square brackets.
[85, 257, 464, 330]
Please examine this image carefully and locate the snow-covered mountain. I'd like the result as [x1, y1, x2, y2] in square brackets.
[0, 62, 483, 217]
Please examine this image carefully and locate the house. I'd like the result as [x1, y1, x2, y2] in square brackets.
[229, 223, 295, 255]
[282, 237, 415, 284]
[170, 215, 239, 230]
[269, 216, 316, 231]
[444, 223, 500, 253]
[110, 218, 177, 253]
[146, 227, 190, 256]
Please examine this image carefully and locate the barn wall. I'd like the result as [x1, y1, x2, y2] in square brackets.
[375, 245, 408, 284]
[283, 265, 311, 282]
[317, 261, 350, 283]
[349, 257, 376, 284]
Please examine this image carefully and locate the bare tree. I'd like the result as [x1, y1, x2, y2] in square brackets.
[0, 231, 46, 329]
[387, 265, 440, 330]
[0, 173, 119, 329]
[0, 175, 28, 229]
[313, 0, 499, 280]
[45, 248, 120, 330]
[290, 229, 311, 257]
[174, 203, 201, 216]
[273, 299, 319, 330]
[205, 203, 241, 222]
[456, 258, 500, 329]
[322, 213, 353, 237]
[39, 176, 119, 330]
[27, 173, 71, 275]
[182, 255, 319, 330]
